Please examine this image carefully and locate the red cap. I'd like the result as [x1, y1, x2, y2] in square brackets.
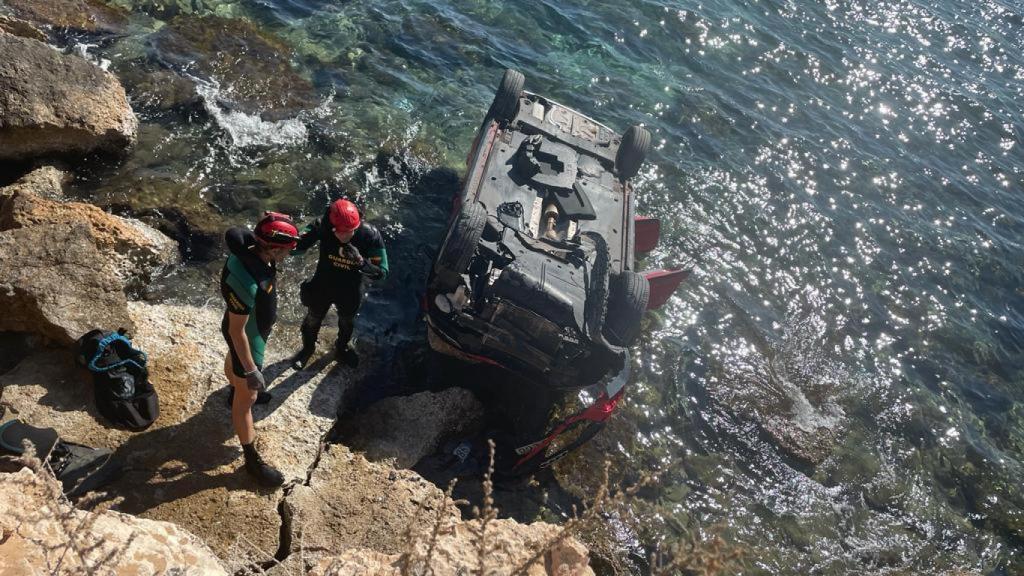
[329, 199, 361, 233]
[255, 211, 299, 248]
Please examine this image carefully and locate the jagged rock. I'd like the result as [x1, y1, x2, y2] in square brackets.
[0, 466, 228, 575]
[0, 224, 132, 344]
[3, 0, 129, 34]
[0, 301, 352, 563]
[0, 32, 138, 162]
[282, 444, 460, 566]
[309, 518, 594, 576]
[0, 15, 46, 41]
[150, 15, 318, 121]
[339, 388, 484, 468]
[0, 176, 179, 287]
[0, 165, 69, 200]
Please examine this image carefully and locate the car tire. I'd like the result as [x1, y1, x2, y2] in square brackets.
[436, 201, 487, 277]
[614, 125, 651, 179]
[486, 69, 525, 123]
[603, 271, 650, 346]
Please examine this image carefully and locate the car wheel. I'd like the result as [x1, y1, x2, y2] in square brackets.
[614, 125, 651, 180]
[603, 271, 650, 346]
[436, 201, 488, 277]
[486, 69, 525, 123]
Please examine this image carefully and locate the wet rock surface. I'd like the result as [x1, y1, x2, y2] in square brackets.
[0, 466, 229, 575]
[0, 224, 132, 344]
[0, 31, 138, 162]
[338, 387, 485, 468]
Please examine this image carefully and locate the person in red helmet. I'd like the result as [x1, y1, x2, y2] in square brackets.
[288, 199, 389, 370]
[220, 212, 298, 487]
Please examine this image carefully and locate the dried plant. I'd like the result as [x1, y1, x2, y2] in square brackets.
[473, 439, 498, 576]
[8, 441, 138, 575]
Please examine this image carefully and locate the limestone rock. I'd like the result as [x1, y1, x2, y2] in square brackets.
[0, 32, 138, 162]
[0, 15, 46, 41]
[283, 444, 458, 564]
[0, 300, 351, 563]
[0, 466, 228, 575]
[0, 224, 132, 344]
[0, 185, 179, 287]
[4, 0, 129, 34]
[310, 518, 594, 576]
[0, 165, 69, 200]
[340, 388, 484, 468]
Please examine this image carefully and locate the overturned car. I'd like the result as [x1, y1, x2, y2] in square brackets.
[427, 70, 687, 470]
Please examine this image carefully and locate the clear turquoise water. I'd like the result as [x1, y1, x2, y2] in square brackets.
[42, 0, 1024, 572]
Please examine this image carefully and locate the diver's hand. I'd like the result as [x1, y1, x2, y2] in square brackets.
[244, 368, 266, 391]
[342, 243, 364, 267]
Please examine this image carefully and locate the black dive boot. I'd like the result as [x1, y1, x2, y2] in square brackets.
[336, 344, 359, 368]
[289, 346, 315, 370]
[242, 442, 284, 487]
[291, 311, 320, 370]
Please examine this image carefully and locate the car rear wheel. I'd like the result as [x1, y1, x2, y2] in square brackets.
[614, 125, 651, 180]
[603, 271, 650, 346]
[435, 201, 487, 278]
[486, 69, 525, 123]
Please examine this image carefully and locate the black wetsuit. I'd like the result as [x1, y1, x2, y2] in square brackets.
[220, 228, 278, 377]
[293, 212, 388, 352]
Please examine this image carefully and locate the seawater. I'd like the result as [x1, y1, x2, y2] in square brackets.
[48, 0, 1024, 573]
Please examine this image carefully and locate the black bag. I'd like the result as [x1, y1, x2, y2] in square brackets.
[76, 329, 159, 431]
[0, 419, 120, 497]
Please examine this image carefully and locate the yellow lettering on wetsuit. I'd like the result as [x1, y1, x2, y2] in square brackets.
[327, 253, 362, 270]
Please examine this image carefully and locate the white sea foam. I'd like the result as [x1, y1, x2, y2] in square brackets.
[193, 80, 309, 148]
[73, 43, 110, 70]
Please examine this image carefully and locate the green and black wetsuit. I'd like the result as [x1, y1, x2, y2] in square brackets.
[221, 228, 278, 377]
[293, 212, 388, 352]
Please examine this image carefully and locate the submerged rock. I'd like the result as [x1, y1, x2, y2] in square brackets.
[4, 0, 129, 34]
[0, 175, 179, 288]
[0, 32, 138, 162]
[0, 466, 229, 575]
[0, 224, 132, 344]
[339, 388, 485, 468]
[150, 15, 319, 121]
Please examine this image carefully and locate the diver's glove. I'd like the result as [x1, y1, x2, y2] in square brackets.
[359, 259, 385, 280]
[244, 368, 266, 391]
[341, 243, 364, 267]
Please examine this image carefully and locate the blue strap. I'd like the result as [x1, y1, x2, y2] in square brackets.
[87, 333, 147, 373]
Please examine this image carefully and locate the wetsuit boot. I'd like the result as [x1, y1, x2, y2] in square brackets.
[242, 441, 284, 487]
[289, 316, 319, 370]
[335, 314, 359, 368]
[291, 301, 330, 370]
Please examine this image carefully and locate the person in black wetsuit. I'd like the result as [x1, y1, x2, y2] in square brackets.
[220, 212, 299, 487]
[288, 199, 388, 370]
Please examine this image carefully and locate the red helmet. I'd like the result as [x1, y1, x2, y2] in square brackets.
[255, 211, 299, 248]
[329, 199, 361, 233]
